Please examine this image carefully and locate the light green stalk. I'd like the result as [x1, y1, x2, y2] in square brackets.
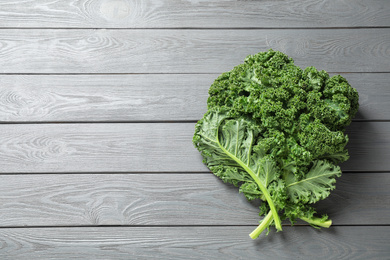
[249, 211, 274, 239]
[300, 217, 332, 228]
[216, 141, 282, 231]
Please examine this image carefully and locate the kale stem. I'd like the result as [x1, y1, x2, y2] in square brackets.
[249, 210, 273, 239]
[216, 153, 282, 230]
[300, 217, 332, 228]
[218, 144, 282, 231]
[246, 171, 282, 231]
[215, 121, 282, 231]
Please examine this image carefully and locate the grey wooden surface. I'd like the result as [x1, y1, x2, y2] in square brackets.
[0, 0, 389, 28]
[0, 173, 388, 227]
[0, 227, 388, 260]
[0, 1, 389, 259]
[0, 29, 389, 73]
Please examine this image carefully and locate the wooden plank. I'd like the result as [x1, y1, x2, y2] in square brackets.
[0, 173, 387, 227]
[315, 172, 390, 225]
[342, 122, 389, 172]
[0, 0, 389, 28]
[0, 226, 388, 259]
[0, 173, 259, 227]
[343, 73, 390, 120]
[0, 74, 211, 122]
[0, 73, 388, 122]
[0, 122, 387, 173]
[0, 29, 389, 74]
[0, 123, 203, 173]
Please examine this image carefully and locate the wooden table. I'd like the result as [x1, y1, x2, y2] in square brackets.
[0, 1, 389, 259]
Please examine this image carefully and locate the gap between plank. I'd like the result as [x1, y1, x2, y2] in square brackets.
[0, 171, 387, 175]
[0, 224, 388, 229]
[0, 119, 388, 124]
[0, 26, 389, 30]
[0, 72, 389, 75]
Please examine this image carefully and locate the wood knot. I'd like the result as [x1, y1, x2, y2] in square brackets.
[99, 0, 131, 21]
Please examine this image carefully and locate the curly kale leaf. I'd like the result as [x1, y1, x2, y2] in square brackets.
[193, 110, 284, 231]
[194, 49, 359, 239]
[285, 160, 341, 204]
[207, 50, 358, 171]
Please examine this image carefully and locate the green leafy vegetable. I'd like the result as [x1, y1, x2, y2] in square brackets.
[285, 160, 341, 204]
[193, 49, 359, 239]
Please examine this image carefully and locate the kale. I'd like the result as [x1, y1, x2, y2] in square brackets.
[193, 49, 359, 239]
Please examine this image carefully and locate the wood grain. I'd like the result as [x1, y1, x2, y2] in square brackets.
[0, 123, 201, 173]
[0, 74, 211, 122]
[0, 226, 388, 259]
[0, 1, 387, 259]
[0, 0, 389, 28]
[0, 73, 388, 122]
[0, 173, 260, 227]
[0, 29, 389, 73]
[0, 173, 387, 227]
[0, 122, 387, 173]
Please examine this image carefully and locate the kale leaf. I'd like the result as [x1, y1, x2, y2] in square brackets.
[193, 49, 359, 239]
